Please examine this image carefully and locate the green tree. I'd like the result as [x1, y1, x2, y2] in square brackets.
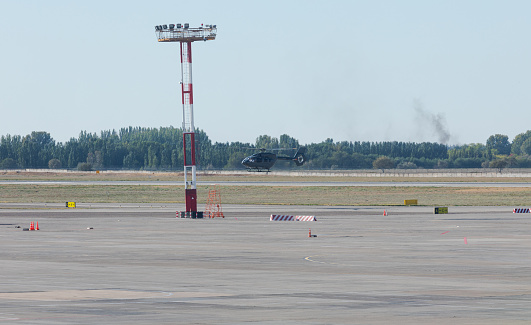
[77, 162, 92, 171]
[373, 156, 395, 171]
[452, 158, 484, 168]
[489, 159, 508, 171]
[435, 160, 449, 169]
[515, 156, 531, 168]
[521, 137, 531, 155]
[511, 130, 531, 155]
[486, 134, 511, 155]
[18, 131, 55, 168]
[279, 134, 299, 149]
[224, 151, 246, 169]
[87, 151, 103, 169]
[255, 135, 279, 149]
[0, 158, 17, 169]
[4, 127, 531, 171]
[123, 151, 141, 168]
[397, 161, 417, 169]
[48, 158, 62, 169]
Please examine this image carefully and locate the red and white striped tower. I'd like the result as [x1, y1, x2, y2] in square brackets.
[155, 23, 217, 216]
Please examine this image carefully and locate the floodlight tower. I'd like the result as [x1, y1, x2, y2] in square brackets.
[155, 23, 217, 217]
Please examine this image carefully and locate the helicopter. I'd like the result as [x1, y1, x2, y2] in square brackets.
[241, 147, 307, 172]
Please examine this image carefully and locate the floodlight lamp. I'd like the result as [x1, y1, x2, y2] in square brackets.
[177, 23, 182, 28]
[163, 24, 168, 29]
[184, 23, 189, 28]
[169, 24, 175, 29]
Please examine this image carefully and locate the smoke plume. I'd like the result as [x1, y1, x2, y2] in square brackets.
[413, 100, 451, 144]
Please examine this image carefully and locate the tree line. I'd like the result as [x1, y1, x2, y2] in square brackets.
[1, 127, 530, 170]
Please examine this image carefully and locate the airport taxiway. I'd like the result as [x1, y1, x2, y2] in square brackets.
[0, 180, 530, 187]
[0, 203, 530, 324]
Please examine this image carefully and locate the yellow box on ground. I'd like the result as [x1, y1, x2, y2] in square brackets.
[404, 199, 418, 206]
[66, 202, 76, 208]
[434, 207, 448, 214]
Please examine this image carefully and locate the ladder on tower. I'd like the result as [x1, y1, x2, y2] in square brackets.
[204, 186, 224, 218]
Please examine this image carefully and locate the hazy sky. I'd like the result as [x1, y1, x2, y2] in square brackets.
[1, 0, 530, 146]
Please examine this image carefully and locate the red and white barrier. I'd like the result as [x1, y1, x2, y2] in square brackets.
[295, 216, 317, 221]
[513, 208, 530, 213]
[270, 215, 316, 221]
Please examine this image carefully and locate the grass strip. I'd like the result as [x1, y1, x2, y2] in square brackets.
[0, 184, 529, 206]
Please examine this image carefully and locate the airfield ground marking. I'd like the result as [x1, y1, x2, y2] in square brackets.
[303, 254, 502, 279]
[304, 255, 340, 266]
[304, 255, 325, 264]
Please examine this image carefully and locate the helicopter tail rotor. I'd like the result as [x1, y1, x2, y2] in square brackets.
[293, 147, 306, 166]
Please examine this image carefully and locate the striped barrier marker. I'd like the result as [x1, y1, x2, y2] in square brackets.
[270, 215, 294, 221]
[513, 208, 530, 213]
[270, 215, 316, 221]
[295, 216, 317, 221]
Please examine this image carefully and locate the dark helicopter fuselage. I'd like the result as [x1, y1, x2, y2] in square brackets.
[241, 147, 306, 172]
[241, 152, 277, 171]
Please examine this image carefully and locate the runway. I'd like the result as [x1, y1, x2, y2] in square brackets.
[1, 180, 530, 187]
[1, 203, 530, 324]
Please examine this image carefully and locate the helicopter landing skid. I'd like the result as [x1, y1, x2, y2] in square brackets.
[246, 168, 270, 173]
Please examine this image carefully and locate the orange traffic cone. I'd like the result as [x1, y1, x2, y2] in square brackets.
[29, 222, 35, 231]
[308, 229, 312, 238]
[383, 210, 387, 216]
[36, 221, 39, 231]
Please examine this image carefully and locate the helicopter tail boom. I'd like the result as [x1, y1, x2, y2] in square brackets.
[277, 147, 306, 166]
